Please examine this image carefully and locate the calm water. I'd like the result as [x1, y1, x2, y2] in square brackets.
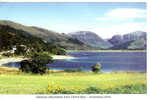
[4, 52, 146, 72]
[48, 52, 146, 72]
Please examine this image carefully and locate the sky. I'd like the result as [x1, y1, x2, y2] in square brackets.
[0, 2, 147, 39]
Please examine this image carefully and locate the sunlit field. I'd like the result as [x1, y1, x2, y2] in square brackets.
[0, 67, 146, 94]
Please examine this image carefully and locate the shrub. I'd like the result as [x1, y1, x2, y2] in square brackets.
[64, 69, 76, 72]
[91, 63, 101, 73]
[57, 48, 66, 55]
[41, 84, 146, 94]
[85, 87, 101, 94]
[20, 52, 53, 74]
[2, 52, 14, 57]
[77, 67, 83, 72]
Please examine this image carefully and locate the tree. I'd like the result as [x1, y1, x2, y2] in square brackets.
[91, 63, 101, 73]
[0, 30, 17, 50]
[20, 60, 32, 73]
[20, 52, 54, 74]
[14, 45, 27, 55]
[57, 48, 66, 55]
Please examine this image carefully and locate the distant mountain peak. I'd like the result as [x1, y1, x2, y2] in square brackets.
[108, 31, 146, 50]
[68, 31, 112, 49]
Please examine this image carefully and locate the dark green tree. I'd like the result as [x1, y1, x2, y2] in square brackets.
[20, 52, 54, 74]
[91, 63, 101, 73]
[14, 45, 27, 55]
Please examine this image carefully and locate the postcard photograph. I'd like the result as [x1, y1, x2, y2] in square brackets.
[0, 2, 147, 94]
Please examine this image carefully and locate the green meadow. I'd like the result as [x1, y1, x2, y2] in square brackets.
[0, 67, 146, 94]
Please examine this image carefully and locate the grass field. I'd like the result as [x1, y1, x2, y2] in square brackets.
[0, 67, 147, 94]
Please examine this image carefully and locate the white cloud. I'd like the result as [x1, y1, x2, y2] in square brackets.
[94, 8, 147, 38]
[97, 8, 146, 21]
[107, 8, 146, 19]
[91, 22, 146, 39]
[45, 8, 146, 39]
[49, 22, 146, 39]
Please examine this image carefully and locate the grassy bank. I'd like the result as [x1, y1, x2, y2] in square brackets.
[0, 67, 146, 94]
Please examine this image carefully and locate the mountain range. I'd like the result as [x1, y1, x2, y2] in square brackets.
[68, 31, 112, 49]
[68, 31, 146, 50]
[108, 31, 146, 49]
[0, 20, 146, 50]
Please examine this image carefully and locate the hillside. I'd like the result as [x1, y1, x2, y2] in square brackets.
[0, 20, 93, 50]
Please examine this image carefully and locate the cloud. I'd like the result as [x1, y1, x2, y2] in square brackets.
[50, 22, 146, 39]
[46, 8, 146, 39]
[91, 22, 146, 39]
[96, 8, 146, 21]
[94, 8, 147, 38]
[107, 8, 146, 19]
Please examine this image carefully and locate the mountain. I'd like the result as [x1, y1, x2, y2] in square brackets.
[0, 20, 93, 50]
[123, 31, 146, 41]
[108, 31, 146, 50]
[68, 31, 112, 49]
[108, 35, 123, 46]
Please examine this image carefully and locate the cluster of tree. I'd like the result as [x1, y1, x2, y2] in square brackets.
[20, 52, 53, 74]
[0, 25, 66, 56]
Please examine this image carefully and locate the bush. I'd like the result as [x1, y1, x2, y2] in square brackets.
[57, 48, 66, 55]
[64, 67, 83, 73]
[2, 52, 14, 57]
[77, 67, 83, 72]
[20, 52, 53, 74]
[64, 69, 76, 72]
[91, 63, 101, 73]
[85, 87, 101, 94]
[41, 84, 146, 94]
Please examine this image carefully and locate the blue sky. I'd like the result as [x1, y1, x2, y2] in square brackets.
[0, 2, 146, 38]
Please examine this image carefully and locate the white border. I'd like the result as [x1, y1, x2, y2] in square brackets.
[147, 0, 151, 99]
[0, 0, 150, 100]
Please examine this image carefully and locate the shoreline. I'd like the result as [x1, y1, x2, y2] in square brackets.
[0, 57, 25, 66]
[67, 50, 146, 52]
[52, 55, 76, 60]
[0, 66, 146, 74]
[0, 55, 76, 66]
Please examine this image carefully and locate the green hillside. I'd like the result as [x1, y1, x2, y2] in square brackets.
[0, 20, 93, 50]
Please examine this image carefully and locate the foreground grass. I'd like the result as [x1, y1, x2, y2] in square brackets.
[43, 84, 146, 94]
[0, 67, 146, 94]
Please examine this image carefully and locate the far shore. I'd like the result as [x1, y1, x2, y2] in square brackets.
[67, 49, 146, 52]
[52, 55, 76, 60]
